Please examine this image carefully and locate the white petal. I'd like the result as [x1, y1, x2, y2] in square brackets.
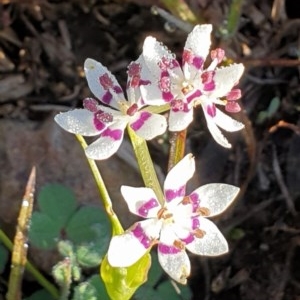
[107, 220, 158, 267]
[183, 24, 212, 80]
[168, 108, 194, 132]
[190, 183, 239, 217]
[158, 225, 191, 284]
[143, 37, 176, 78]
[164, 154, 195, 206]
[141, 37, 183, 104]
[126, 55, 150, 107]
[129, 111, 167, 140]
[85, 120, 127, 160]
[121, 186, 161, 218]
[213, 108, 244, 132]
[54, 109, 102, 136]
[202, 107, 232, 148]
[84, 58, 124, 109]
[184, 24, 212, 61]
[209, 64, 244, 99]
[185, 217, 228, 256]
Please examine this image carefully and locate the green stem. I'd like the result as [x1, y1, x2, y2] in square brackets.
[225, 0, 244, 38]
[0, 229, 59, 299]
[167, 129, 187, 171]
[159, 0, 201, 25]
[75, 135, 123, 235]
[127, 126, 164, 205]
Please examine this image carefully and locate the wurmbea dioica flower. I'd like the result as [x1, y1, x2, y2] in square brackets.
[107, 154, 239, 284]
[55, 57, 167, 159]
[140, 24, 245, 148]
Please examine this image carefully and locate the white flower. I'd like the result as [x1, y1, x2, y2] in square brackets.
[140, 24, 245, 148]
[107, 154, 239, 284]
[55, 57, 167, 160]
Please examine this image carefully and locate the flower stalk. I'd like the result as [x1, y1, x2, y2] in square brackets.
[75, 134, 123, 235]
[168, 129, 187, 171]
[127, 126, 164, 205]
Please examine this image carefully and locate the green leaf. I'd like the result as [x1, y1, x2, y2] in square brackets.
[57, 240, 75, 257]
[75, 222, 111, 268]
[0, 243, 8, 274]
[88, 275, 110, 300]
[228, 228, 245, 240]
[66, 206, 110, 244]
[256, 111, 268, 124]
[146, 252, 163, 287]
[38, 184, 77, 225]
[73, 282, 97, 300]
[23, 289, 54, 300]
[29, 212, 62, 249]
[101, 253, 151, 300]
[267, 96, 280, 116]
[157, 280, 192, 300]
[134, 285, 164, 300]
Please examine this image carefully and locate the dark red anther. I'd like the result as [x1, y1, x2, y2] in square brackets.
[126, 103, 138, 116]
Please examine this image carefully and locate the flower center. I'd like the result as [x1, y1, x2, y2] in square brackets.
[181, 81, 194, 95]
[157, 207, 173, 221]
[118, 101, 138, 116]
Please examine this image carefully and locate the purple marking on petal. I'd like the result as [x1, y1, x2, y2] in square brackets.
[101, 128, 123, 140]
[130, 111, 151, 131]
[193, 56, 204, 69]
[203, 81, 215, 91]
[132, 223, 152, 248]
[83, 98, 98, 112]
[189, 193, 200, 212]
[159, 76, 171, 92]
[191, 216, 200, 230]
[170, 100, 189, 113]
[93, 116, 106, 131]
[162, 91, 174, 102]
[158, 243, 181, 254]
[113, 86, 123, 94]
[139, 79, 151, 86]
[182, 49, 193, 65]
[181, 233, 194, 245]
[201, 71, 215, 84]
[99, 74, 113, 90]
[127, 62, 141, 77]
[96, 111, 113, 123]
[165, 185, 185, 203]
[137, 198, 159, 217]
[102, 91, 113, 105]
[186, 89, 202, 104]
[206, 104, 216, 118]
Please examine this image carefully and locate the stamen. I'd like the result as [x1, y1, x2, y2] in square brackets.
[157, 207, 173, 220]
[181, 196, 191, 205]
[126, 103, 138, 116]
[181, 84, 193, 95]
[173, 240, 185, 250]
[226, 89, 241, 101]
[210, 48, 225, 63]
[197, 207, 210, 216]
[194, 228, 206, 238]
